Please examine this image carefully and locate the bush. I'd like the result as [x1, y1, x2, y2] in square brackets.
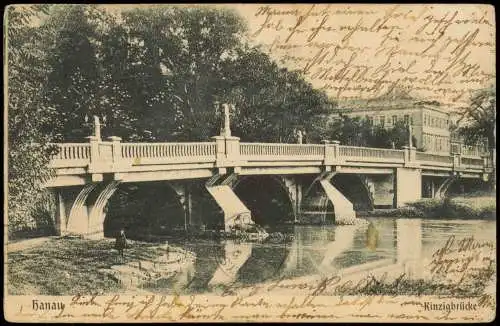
[9, 190, 57, 240]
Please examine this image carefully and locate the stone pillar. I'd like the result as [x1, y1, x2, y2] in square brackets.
[408, 146, 417, 162]
[212, 136, 226, 169]
[402, 146, 410, 165]
[332, 140, 341, 163]
[108, 136, 122, 167]
[54, 189, 67, 236]
[395, 168, 422, 207]
[93, 115, 102, 140]
[86, 136, 100, 163]
[225, 136, 241, 165]
[86, 135, 103, 182]
[221, 103, 232, 137]
[322, 140, 334, 165]
[397, 219, 422, 279]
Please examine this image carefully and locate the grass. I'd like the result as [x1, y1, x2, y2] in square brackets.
[8, 234, 495, 298]
[7, 237, 170, 295]
[359, 191, 496, 219]
[334, 260, 496, 298]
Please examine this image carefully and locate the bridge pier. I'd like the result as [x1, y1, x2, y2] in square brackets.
[51, 181, 122, 240]
[53, 189, 69, 236]
[395, 168, 422, 207]
[205, 174, 252, 231]
[51, 185, 96, 237]
[301, 172, 357, 225]
[87, 181, 121, 239]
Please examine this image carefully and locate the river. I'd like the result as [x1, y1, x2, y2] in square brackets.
[132, 217, 496, 295]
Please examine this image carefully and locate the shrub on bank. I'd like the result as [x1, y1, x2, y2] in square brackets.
[360, 194, 496, 219]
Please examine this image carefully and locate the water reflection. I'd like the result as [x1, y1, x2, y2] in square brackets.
[209, 242, 253, 287]
[152, 217, 495, 294]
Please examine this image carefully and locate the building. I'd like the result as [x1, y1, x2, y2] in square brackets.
[335, 91, 454, 154]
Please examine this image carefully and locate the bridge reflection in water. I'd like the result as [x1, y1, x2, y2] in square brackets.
[144, 219, 429, 294]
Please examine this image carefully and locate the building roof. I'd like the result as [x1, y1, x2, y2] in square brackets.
[335, 88, 450, 115]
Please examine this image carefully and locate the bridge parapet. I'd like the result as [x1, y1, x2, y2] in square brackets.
[49, 143, 91, 168]
[48, 137, 491, 176]
[461, 156, 485, 170]
[340, 145, 405, 162]
[240, 142, 324, 161]
[415, 151, 453, 167]
[121, 142, 216, 160]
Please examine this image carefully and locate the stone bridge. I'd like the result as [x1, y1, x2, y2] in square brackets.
[45, 117, 493, 239]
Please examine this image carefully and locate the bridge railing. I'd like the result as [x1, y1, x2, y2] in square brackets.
[49, 143, 91, 167]
[48, 138, 490, 174]
[339, 145, 405, 161]
[415, 152, 453, 166]
[240, 143, 325, 160]
[460, 157, 484, 170]
[121, 142, 216, 160]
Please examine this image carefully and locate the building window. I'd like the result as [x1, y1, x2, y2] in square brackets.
[367, 116, 373, 125]
[392, 115, 397, 125]
[380, 116, 385, 127]
[404, 114, 409, 124]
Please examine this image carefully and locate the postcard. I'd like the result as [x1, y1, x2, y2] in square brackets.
[4, 3, 496, 322]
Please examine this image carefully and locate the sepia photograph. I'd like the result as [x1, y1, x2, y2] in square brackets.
[4, 3, 496, 322]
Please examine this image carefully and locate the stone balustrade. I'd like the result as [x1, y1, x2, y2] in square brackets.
[48, 136, 491, 173]
[121, 142, 217, 159]
[339, 145, 405, 161]
[240, 142, 324, 160]
[415, 152, 453, 166]
[51, 143, 91, 160]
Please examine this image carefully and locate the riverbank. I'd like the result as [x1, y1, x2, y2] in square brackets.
[358, 191, 496, 219]
[7, 236, 192, 295]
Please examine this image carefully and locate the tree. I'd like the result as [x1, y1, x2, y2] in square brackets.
[456, 85, 496, 189]
[456, 85, 496, 150]
[6, 5, 58, 234]
[387, 120, 417, 149]
[223, 48, 333, 142]
[324, 115, 418, 149]
[326, 115, 373, 147]
[40, 5, 124, 141]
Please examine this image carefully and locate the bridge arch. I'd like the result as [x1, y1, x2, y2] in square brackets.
[330, 173, 374, 211]
[97, 181, 187, 239]
[435, 176, 456, 199]
[440, 176, 488, 198]
[232, 175, 295, 227]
